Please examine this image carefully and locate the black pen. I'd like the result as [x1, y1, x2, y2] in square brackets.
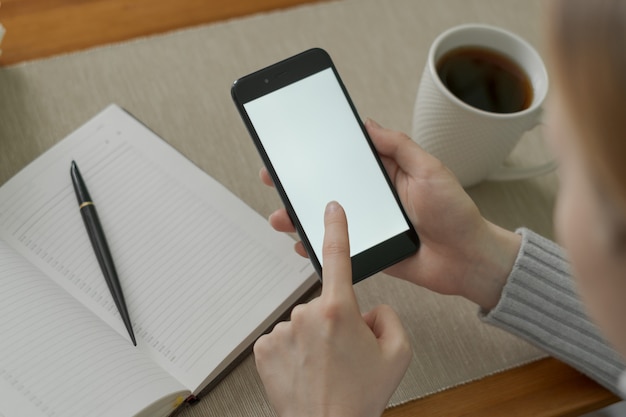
[70, 161, 137, 346]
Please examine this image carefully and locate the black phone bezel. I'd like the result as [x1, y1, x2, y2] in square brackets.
[231, 48, 419, 284]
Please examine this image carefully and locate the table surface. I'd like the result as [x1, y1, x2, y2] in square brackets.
[0, 0, 620, 415]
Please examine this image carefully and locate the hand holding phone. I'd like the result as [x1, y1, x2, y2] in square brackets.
[232, 48, 419, 283]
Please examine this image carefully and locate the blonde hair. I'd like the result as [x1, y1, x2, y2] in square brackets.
[549, 0, 626, 212]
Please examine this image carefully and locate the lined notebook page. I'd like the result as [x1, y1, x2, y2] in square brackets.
[0, 240, 188, 417]
[0, 104, 316, 391]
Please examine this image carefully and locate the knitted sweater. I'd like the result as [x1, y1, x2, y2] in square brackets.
[481, 228, 626, 397]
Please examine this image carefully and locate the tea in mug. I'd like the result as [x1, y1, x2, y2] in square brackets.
[436, 46, 533, 114]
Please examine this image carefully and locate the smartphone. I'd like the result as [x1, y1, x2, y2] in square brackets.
[231, 48, 419, 284]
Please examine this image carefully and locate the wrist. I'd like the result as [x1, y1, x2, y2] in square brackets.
[461, 222, 521, 311]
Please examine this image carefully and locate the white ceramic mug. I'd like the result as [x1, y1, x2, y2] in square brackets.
[411, 24, 556, 188]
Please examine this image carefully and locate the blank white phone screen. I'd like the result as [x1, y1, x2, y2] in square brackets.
[244, 68, 409, 265]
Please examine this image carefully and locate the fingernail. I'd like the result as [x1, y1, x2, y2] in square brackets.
[366, 118, 382, 129]
[326, 201, 340, 214]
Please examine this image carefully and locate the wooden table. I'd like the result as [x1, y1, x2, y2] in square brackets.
[0, 0, 620, 415]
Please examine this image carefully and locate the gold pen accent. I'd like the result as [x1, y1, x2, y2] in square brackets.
[79, 201, 94, 210]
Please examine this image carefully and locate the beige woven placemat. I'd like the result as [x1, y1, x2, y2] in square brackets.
[0, 0, 555, 415]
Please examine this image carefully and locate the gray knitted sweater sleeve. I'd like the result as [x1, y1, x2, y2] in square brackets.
[481, 228, 626, 397]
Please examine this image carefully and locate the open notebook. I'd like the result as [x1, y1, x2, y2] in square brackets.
[0, 104, 317, 417]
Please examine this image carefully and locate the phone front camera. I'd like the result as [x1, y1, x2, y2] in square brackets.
[264, 78, 269, 84]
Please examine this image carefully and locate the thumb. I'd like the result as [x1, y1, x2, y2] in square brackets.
[363, 304, 412, 361]
[365, 118, 431, 176]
